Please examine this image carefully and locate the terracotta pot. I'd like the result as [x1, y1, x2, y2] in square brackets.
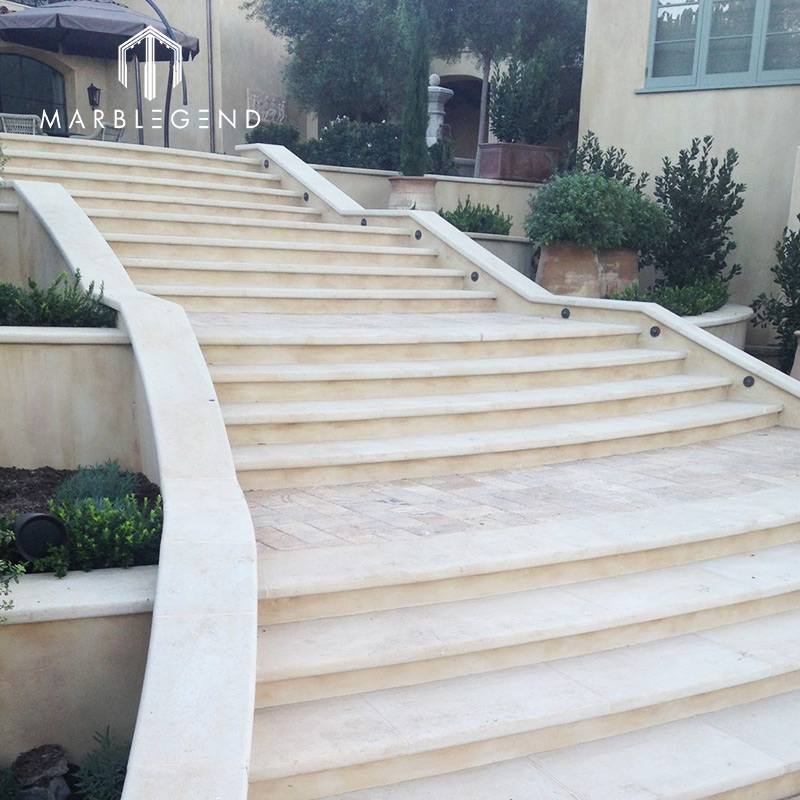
[387, 175, 437, 211]
[536, 243, 639, 298]
[478, 142, 561, 183]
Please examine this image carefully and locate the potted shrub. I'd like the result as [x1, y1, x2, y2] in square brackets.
[525, 171, 667, 297]
[479, 39, 573, 183]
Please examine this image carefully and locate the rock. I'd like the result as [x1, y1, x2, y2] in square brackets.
[12, 745, 68, 786]
[18, 789, 52, 800]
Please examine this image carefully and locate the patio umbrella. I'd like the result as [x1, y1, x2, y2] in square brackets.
[0, 0, 200, 146]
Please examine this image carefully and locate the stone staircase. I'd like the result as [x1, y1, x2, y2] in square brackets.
[5, 134, 800, 800]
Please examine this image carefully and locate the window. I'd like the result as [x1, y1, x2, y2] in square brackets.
[0, 54, 67, 132]
[645, 0, 800, 90]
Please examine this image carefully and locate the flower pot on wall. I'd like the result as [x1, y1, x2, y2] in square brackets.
[387, 175, 438, 211]
[536, 242, 639, 298]
[478, 142, 561, 183]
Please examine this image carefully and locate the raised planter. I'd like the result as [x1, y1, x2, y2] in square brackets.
[387, 175, 438, 211]
[682, 304, 755, 350]
[468, 233, 535, 280]
[478, 142, 561, 183]
[535, 242, 638, 298]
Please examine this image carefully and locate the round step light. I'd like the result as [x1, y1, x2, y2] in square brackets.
[13, 513, 68, 562]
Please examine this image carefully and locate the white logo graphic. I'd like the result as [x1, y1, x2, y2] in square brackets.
[118, 26, 183, 102]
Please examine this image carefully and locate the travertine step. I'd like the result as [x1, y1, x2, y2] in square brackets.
[317, 688, 800, 800]
[136, 284, 496, 313]
[233, 402, 781, 488]
[74, 191, 322, 220]
[194, 314, 642, 363]
[3, 167, 303, 203]
[4, 148, 272, 186]
[105, 233, 439, 266]
[249, 605, 800, 799]
[125, 259, 467, 289]
[255, 543, 800, 704]
[225, 375, 732, 444]
[257, 484, 800, 624]
[209, 348, 687, 402]
[90, 209, 414, 245]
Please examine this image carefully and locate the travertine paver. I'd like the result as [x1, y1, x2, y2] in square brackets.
[247, 427, 800, 553]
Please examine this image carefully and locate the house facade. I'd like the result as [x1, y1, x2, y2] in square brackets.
[580, 0, 800, 346]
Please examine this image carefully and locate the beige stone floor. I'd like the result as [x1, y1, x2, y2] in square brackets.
[247, 427, 800, 554]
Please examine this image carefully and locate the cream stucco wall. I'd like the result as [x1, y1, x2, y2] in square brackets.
[579, 0, 800, 346]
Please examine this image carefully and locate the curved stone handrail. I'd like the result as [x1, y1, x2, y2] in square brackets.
[10, 180, 257, 800]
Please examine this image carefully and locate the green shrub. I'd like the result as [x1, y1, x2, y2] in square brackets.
[440, 196, 512, 235]
[623, 190, 670, 262]
[490, 38, 573, 145]
[52, 460, 139, 507]
[609, 276, 729, 316]
[572, 130, 649, 193]
[244, 122, 301, 149]
[653, 135, 746, 287]
[428, 136, 457, 176]
[74, 729, 129, 800]
[0, 270, 116, 328]
[35, 495, 162, 578]
[0, 765, 20, 800]
[0, 526, 24, 624]
[752, 218, 800, 371]
[298, 118, 403, 171]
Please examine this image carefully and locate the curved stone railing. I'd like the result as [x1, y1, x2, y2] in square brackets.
[239, 143, 800, 427]
[10, 180, 257, 800]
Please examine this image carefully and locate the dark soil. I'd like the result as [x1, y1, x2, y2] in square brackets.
[0, 466, 161, 520]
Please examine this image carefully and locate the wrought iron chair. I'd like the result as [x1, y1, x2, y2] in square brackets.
[86, 125, 125, 142]
[0, 113, 43, 135]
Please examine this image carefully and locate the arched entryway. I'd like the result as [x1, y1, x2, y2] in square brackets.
[438, 75, 482, 169]
[0, 53, 66, 133]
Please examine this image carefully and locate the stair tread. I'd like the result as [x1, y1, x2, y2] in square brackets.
[256, 542, 800, 682]
[192, 311, 640, 345]
[226, 374, 731, 425]
[250, 602, 800, 779]
[137, 285, 495, 300]
[233, 401, 779, 470]
[257, 482, 800, 600]
[209, 347, 682, 382]
[316, 688, 800, 800]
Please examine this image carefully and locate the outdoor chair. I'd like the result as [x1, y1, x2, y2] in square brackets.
[0, 113, 43, 135]
[85, 125, 125, 142]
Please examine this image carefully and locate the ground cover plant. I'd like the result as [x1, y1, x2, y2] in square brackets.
[440, 196, 512, 235]
[0, 270, 116, 328]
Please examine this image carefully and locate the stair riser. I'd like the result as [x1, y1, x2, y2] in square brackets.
[4, 170, 300, 204]
[256, 589, 800, 707]
[81, 198, 315, 218]
[235, 411, 780, 490]
[259, 522, 800, 626]
[214, 359, 687, 403]
[711, 772, 800, 800]
[127, 267, 464, 290]
[95, 216, 412, 246]
[201, 334, 641, 365]
[109, 241, 440, 267]
[146, 295, 496, 314]
[248, 670, 800, 800]
[227, 385, 730, 445]
[7, 155, 273, 186]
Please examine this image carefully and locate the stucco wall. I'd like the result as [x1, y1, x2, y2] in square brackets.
[790, 147, 800, 230]
[579, 0, 800, 345]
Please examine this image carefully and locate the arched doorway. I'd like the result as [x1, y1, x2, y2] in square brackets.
[0, 53, 66, 133]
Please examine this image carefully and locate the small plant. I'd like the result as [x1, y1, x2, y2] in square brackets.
[490, 38, 573, 146]
[440, 196, 512, 235]
[653, 135, 746, 288]
[74, 728, 129, 800]
[244, 121, 301, 149]
[1, 525, 24, 623]
[0, 764, 20, 800]
[572, 130, 649, 193]
[35, 494, 163, 577]
[52, 460, 139, 507]
[609, 276, 729, 316]
[752, 218, 800, 371]
[0, 270, 116, 328]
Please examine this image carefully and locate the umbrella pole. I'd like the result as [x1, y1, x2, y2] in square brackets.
[134, 54, 144, 146]
[164, 58, 174, 149]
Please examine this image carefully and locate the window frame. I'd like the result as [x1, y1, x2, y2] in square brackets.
[643, 0, 800, 91]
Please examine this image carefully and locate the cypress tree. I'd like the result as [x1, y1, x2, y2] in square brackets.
[399, 4, 430, 176]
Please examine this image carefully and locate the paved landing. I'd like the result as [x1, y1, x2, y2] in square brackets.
[247, 427, 800, 553]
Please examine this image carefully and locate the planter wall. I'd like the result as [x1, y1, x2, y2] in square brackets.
[535, 242, 638, 298]
[683, 304, 754, 350]
[478, 142, 561, 183]
[469, 233, 535, 280]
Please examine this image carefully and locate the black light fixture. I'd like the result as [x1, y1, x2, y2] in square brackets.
[13, 513, 68, 562]
[87, 83, 101, 109]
